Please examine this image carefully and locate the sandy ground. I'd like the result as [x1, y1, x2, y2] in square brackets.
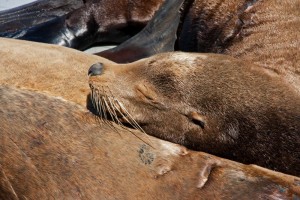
[0, 0, 115, 53]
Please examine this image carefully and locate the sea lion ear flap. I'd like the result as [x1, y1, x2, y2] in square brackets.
[188, 111, 206, 129]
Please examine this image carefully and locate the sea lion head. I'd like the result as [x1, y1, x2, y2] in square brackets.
[88, 52, 300, 174]
[88, 52, 213, 148]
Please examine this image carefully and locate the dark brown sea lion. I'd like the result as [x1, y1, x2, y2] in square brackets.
[96, 0, 184, 63]
[175, 0, 300, 92]
[0, 0, 83, 32]
[0, 0, 164, 50]
[1, 85, 300, 199]
[88, 52, 300, 176]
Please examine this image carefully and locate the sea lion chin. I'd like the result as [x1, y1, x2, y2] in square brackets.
[88, 52, 300, 176]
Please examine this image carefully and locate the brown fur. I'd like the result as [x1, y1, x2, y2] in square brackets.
[0, 38, 115, 106]
[0, 38, 299, 198]
[1, 86, 299, 199]
[89, 52, 300, 176]
[66, 0, 164, 44]
[178, 0, 300, 92]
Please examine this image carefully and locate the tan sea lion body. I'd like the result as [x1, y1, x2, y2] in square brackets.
[0, 37, 115, 106]
[1, 86, 300, 199]
[89, 52, 300, 176]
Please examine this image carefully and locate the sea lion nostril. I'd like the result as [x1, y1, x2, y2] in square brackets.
[88, 62, 104, 76]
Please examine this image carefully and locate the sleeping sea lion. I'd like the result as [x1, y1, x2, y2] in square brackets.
[88, 52, 300, 176]
[0, 37, 114, 106]
[0, 37, 299, 199]
[1, 85, 300, 199]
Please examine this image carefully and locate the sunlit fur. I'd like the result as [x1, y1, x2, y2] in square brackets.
[89, 52, 300, 176]
[89, 82, 154, 147]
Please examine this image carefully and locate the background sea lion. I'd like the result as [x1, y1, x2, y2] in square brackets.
[88, 52, 300, 176]
[0, 0, 164, 50]
[1, 85, 299, 199]
[96, 0, 184, 63]
[1, 0, 299, 73]
[175, 0, 300, 93]
[0, 0, 83, 32]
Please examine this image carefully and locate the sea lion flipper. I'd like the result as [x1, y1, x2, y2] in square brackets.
[96, 0, 184, 63]
[0, 0, 83, 36]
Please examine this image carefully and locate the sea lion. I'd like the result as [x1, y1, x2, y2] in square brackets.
[0, 38, 299, 198]
[0, 0, 83, 33]
[2, 0, 299, 73]
[100, 0, 300, 84]
[0, 0, 164, 50]
[1, 85, 300, 199]
[0, 37, 115, 106]
[96, 0, 184, 63]
[88, 52, 300, 176]
[175, 0, 300, 92]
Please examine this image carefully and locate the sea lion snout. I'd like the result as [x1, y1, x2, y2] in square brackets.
[88, 62, 104, 76]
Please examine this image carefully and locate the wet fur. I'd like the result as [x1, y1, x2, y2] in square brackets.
[96, 0, 184, 63]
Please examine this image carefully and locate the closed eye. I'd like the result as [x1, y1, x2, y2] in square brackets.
[136, 84, 156, 101]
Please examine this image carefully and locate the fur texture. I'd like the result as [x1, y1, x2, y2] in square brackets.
[89, 52, 300, 176]
[1, 86, 299, 199]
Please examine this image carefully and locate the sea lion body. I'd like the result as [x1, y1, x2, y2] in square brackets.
[176, 0, 300, 92]
[0, 38, 299, 198]
[0, 37, 115, 106]
[1, 86, 300, 199]
[89, 52, 300, 176]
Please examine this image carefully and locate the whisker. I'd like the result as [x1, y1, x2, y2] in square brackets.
[115, 100, 155, 148]
[104, 86, 125, 126]
[99, 88, 120, 132]
[102, 87, 120, 124]
[107, 97, 123, 126]
[92, 90, 104, 123]
[99, 96, 108, 121]
[94, 90, 101, 116]
[90, 86, 154, 148]
[116, 100, 144, 132]
[93, 88, 111, 127]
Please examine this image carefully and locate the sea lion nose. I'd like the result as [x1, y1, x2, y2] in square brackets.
[88, 62, 104, 76]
